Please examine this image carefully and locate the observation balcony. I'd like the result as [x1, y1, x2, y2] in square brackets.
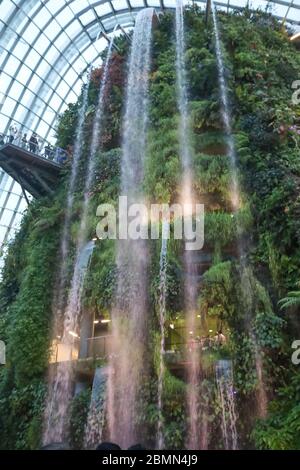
[0, 136, 67, 198]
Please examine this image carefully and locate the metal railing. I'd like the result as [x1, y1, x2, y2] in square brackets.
[0, 132, 69, 164]
[83, 330, 226, 361]
[86, 335, 114, 359]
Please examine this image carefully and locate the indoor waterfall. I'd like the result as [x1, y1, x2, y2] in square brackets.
[53, 73, 90, 327]
[175, 0, 205, 450]
[107, 8, 154, 449]
[157, 220, 169, 450]
[43, 39, 114, 445]
[211, 1, 268, 419]
[84, 367, 108, 449]
[43, 240, 95, 445]
[216, 360, 238, 450]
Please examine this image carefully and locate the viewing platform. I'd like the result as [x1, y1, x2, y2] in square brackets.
[0, 143, 64, 198]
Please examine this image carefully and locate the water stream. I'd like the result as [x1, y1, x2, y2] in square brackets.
[84, 367, 108, 449]
[43, 38, 114, 445]
[107, 8, 154, 449]
[211, 1, 268, 419]
[175, 0, 205, 450]
[156, 220, 169, 450]
[53, 75, 90, 326]
[216, 360, 238, 450]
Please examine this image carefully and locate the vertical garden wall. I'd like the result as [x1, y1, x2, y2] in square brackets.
[0, 8, 300, 449]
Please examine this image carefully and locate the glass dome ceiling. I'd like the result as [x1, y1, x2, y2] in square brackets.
[0, 0, 299, 251]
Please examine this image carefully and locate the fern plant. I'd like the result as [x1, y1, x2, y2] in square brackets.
[278, 283, 300, 310]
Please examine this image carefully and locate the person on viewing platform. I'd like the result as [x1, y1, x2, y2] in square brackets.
[21, 133, 28, 149]
[29, 132, 38, 153]
[0, 133, 5, 146]
[14, 129, 22, 146]
[55, 147, 67, 164]
[9, 123, 18, 143]
[44, 143, 52, 159]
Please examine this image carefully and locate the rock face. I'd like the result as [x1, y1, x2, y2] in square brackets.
[40, 442, 70, 450]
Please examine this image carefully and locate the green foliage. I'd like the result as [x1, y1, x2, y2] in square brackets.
[69, 389, 91, 450]
[253, 374, 300, 449]
[278, 282, 300, 311]
[1, 8, 300, 450]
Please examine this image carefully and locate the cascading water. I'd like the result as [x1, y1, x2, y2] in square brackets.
[216, 360, 238, 450]
[157, 220, 169, 450]
[43, 240, 95, 444]
[53, 75, 90, 326]
[107, 8, 154, 449]
[175, 0, 204, 450]
[211, 1, 239, 211]
[43, 40, 114, 445]
[84, 367, 108, 449]
[211, 1, 267, 419]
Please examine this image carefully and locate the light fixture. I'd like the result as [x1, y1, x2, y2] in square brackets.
[69, 331, 79, 338]
[101, 319, 111, 324]
[290, 32, 300, 41]
[189, 331, 193, 335]
[209, 329, 213, 333]
[94, 320, 99, 324]
[170, 323, 175, 329]
[92, 237, 97, 241]
[197, 314, 201, 318]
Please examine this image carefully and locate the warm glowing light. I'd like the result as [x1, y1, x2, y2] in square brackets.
[69, 331, 79, 338]
[197, 314, 201, 318]
[170, 323, 175, 329]
[94, 320, 99, 324]
[290, 32, 300, 41]
[101, 319, 111, 324]
[189, 331, 193, 335]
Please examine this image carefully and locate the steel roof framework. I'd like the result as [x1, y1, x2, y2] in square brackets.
[0, 0, 299, 250]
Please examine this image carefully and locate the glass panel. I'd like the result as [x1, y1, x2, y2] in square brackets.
[18, 64, 34, 83]
[4, 193, 21, 212]
[22, 22, 40, 43]
[112, 0, 128, 10]
[44, 45, 59, 64]
[26, 49, 41, 69]
[65, 20, 82, 38]
[5, 54, 21, 71]
[35, 35, 51, 55]
[130, 0, 145, 6]
[8, 81, 23, 101]
[34, 8, 52, 29]
[147, 0, 161, 6]
[94, 3, 112, 16]
[55, 7, 75, 26]
[287, 7, 300, 21]
[13, 103, 27, 123]
[1, 96, 16, 116]
[46, 0, 66, 15]
[0, 73, 13, 95]
[80, 10, 96, 26]
[1, 0, 16, 22]
[35, 60, 50, 78]
[229, 0, 248, 7]
[1, 209, 15, 227]
[44, 21, 61, 40]
[55, 32, 70, 52]
[12, 41, 30, 61]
